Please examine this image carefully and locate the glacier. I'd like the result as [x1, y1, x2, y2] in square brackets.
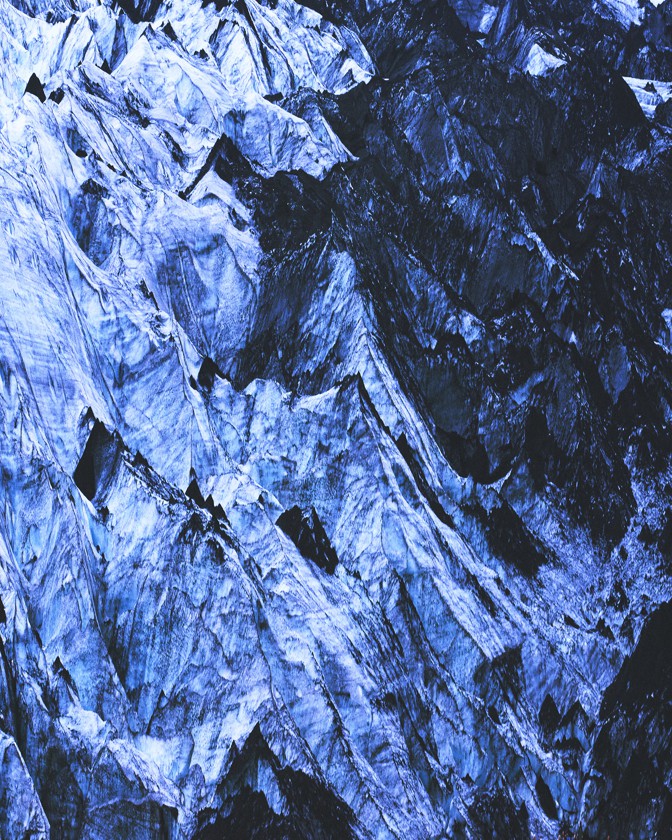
[1, 0, 672, 837]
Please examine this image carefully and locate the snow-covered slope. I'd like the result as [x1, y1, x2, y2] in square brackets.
[1, 0, 672, 837]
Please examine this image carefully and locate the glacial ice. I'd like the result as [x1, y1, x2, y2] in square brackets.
[1, 0, 672, 836]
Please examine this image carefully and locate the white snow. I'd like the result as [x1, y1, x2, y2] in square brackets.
[525, 43, 567, 77]
[600, 0, 645, 27]
[623, 75, 672, 118]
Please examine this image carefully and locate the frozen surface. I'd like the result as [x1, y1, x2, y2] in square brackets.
[1, 0, 672, 837]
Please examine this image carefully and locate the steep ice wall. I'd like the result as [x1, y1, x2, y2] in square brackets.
[1, 0, 672, 837]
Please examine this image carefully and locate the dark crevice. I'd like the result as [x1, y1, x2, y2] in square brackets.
[276, 506, 338, 574]
[484, 501, 547, 576]
[195, 724, 359, 839]
[73, 420, 122, 502]
[186, 475, 228, 521]
[535, 775, 558, 821]
[197, 356, 223, 392]
[24, 73, 46, 102]
[395, 432, 454, 527]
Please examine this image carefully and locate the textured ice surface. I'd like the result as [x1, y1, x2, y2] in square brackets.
[1, 0, 672, 837]
[524, 44, 567, 77]
[623, 75, 672, 118]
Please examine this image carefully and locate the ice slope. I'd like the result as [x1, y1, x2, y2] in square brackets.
[1, 0, 672, 837]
